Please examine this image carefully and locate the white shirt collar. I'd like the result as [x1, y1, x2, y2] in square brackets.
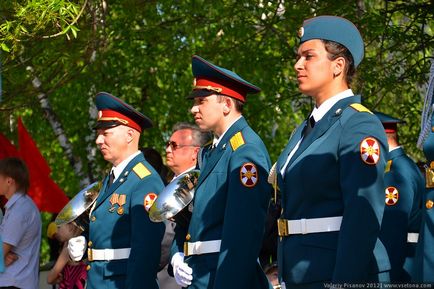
[213, 115, 242, 147]
[310, 89, 354, 122]
[389, 145, 401, 153]
[171, 166, 196, 181]
[111, 151, 141, 182]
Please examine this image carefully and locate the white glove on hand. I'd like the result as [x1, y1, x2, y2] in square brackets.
[67, 236, 87, 261]
[171, 252, 193, 287]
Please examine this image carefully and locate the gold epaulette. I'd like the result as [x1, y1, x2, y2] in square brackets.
[133, 163, 151, 179]
[350, 103, 373, 114]
[385, 160, 392, 173]
[230, 132, 245, 151]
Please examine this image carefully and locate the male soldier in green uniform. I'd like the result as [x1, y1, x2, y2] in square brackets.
[67, 92, 165, 289]
[376, 112, 424, 282]
[170, 55, 272, 289]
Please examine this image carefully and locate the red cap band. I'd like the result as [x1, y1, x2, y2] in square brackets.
[97, 109, 142, 132]
[383, 123, 397, 134]
[194, 78, 246, 102]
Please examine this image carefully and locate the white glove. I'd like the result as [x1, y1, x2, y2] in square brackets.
[67, 236, 87, 261]
[171, 252, 193, 287]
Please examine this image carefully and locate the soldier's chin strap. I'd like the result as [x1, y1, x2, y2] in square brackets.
[417, 58, 434, 149]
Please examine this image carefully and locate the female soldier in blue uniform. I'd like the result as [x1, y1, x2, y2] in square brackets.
[274, 16, 390, 288]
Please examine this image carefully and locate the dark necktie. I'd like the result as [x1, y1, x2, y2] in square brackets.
[302, 116, 316, 139]
[108, 171, 115, 187]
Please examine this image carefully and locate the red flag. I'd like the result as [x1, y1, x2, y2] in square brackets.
[0, 132, 19, 159]
[18, 118, 69, 213]
[0, 133, 18, 208]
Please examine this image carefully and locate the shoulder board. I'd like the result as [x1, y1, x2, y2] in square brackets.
[230, 132, 245, 151]
[385, 160, 393, 173]
[350, 103, 373, 114]
[132, 163, 151, 179]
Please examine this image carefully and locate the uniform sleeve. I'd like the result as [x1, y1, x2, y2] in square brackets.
[333, 112, 388, 281]
[126, 174, 165, 289]
[212, 143, 272, 289]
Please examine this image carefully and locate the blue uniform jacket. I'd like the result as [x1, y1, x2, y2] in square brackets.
[173, 116, 272, 289]
[380, 147, 424, 282]
[87, 153, 165, 289]
[414, 113, 434, 283]
[276, 96, 390, 285]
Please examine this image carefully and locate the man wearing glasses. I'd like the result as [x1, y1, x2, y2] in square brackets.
[170, 55, 272, 289]
[158, 122, 210, 289]
[165, 122, 211, 180]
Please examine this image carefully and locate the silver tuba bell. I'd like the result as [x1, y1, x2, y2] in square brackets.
[149, 170, 199, 228]
[55, 181, 101, 232]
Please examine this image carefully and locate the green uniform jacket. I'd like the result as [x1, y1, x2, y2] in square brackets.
[415, 113, 434, 283]
[276, 96, 390, 286]
[380, 147, 424, 282]
[174, 116, 272, 289]
[87, 153, 165, 289]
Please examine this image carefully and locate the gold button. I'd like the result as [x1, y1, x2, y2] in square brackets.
[86, 265, 91, 271]
[91, 215, 96, 222]
[426, 200, 434, 209]
[186, 233, 191, 241]
[88, 241, 93, 247]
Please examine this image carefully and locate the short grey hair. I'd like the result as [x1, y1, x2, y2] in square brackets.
[172, 122, 212, 147]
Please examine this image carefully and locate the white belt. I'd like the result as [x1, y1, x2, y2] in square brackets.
[88, 248, 131, 261]
[278, 216, 342, 236]
[407, 233, 419, 243]
[184, 240, 221, 256]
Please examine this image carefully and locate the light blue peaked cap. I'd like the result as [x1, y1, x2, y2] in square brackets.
[299, 16, 364, 67]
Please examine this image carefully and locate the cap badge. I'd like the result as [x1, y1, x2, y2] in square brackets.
[240, 162, 258, 188]
[360, 137, 380, 165]
[98, 110, 103, 119]
[297, 27, 304, 38]
[385, 186, 399, 206]
[193, 78, 197, 86]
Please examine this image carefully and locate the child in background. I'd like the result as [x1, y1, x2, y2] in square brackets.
[47, 220, 87, 289]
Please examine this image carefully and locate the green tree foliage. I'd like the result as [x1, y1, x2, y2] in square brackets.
[0, 0, 433, 264]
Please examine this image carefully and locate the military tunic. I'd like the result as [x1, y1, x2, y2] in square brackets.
[276, 96, 390, 287]
[174, 117, 272, 289]
[414, 113, 434, 283]
[380, 147, 424, 282]
[87, 153, 165, 289]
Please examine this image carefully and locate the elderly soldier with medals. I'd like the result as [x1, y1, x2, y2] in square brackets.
[273, 16, 391, 288]
[169, 55, 273, 289]
[67, 92, 165, 289]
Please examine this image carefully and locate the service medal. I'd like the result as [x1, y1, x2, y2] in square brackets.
[117, 206, 124, 215]
[109, 193, 119, 213]
[117, 194, 126, 215]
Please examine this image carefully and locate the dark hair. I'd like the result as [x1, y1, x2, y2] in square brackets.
[322, 40, 356, 85]
[216, 94, 244, 113]
[140, 147, 170, 185]
[172, 122, 212, 147]
[0, 157, 30, 194]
